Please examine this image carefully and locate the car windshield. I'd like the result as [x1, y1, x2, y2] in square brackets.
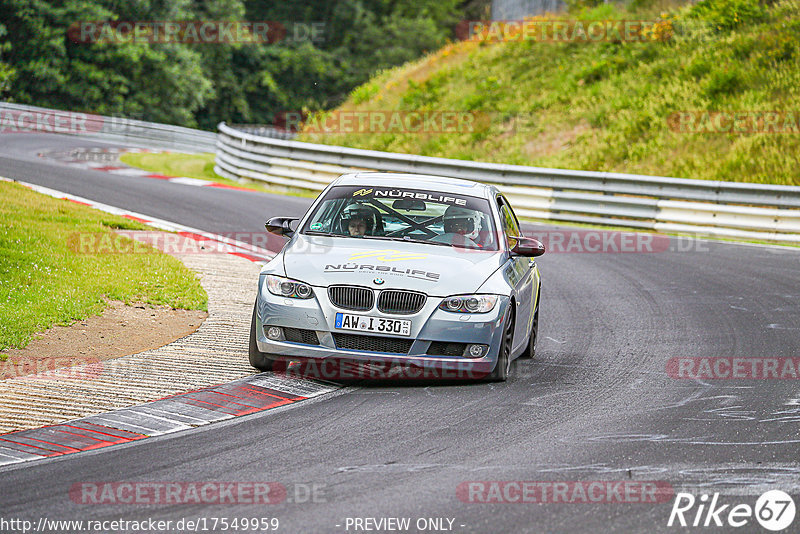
[301, 185, 499, 251]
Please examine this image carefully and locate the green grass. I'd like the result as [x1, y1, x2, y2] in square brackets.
[119, 152, 317, 198]
[120, 152, 232, 184]
[299, 0, 800, 185]
[0, 182, 207, 351]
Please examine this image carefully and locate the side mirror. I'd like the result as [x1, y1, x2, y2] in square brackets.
[511, 236, 545, 257]
[266, 216, 298, 238]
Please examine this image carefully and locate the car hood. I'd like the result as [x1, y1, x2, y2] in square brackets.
[282, 235, 505, 296]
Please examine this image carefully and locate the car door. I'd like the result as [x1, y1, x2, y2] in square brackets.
[497, 195, 535, 355]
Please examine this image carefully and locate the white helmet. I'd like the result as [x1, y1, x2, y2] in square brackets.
[443, 206, 481, 240]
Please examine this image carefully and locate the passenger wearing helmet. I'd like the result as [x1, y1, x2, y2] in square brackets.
[341, 204, 375, 237]
[348, 215, 369, 236]
[431, 206, 482, 247]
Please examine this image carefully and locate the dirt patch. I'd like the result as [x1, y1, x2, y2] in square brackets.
[0, 301, 207, 380]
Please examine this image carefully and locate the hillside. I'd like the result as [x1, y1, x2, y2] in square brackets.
[298, 0, 800, 185]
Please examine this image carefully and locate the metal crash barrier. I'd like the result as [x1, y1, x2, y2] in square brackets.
[216, 122, 800, 243]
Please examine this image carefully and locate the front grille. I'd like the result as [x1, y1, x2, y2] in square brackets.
[377, 290, 426, 315]
[283, 327, 320, 345]
[427, 341, 467, 356]
[328, 285, 374, 311]
[333, 333, 413, 354]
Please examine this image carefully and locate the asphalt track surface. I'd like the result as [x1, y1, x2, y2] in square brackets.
[2, 134, 800, 533]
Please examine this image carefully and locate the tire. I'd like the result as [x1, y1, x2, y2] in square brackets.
[249, 302, 274, 372]
[520, 287, 540, 359]
[487, 305, 514, 382]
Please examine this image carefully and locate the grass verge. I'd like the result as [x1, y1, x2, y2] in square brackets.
[119, 152, 317, 198]
[0, 181, 207, 352]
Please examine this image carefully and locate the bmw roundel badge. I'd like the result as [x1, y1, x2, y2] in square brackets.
[373, 278, 385, 285]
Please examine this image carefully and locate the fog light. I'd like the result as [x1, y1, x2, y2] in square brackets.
[265, 326, 284, 340]
[465, 344, 487, 358]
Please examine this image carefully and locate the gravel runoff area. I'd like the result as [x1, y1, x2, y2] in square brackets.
[0, 252, 262, 434]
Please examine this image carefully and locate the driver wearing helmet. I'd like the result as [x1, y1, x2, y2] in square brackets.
[341, 205, 375, 237]
[431, 205, 482, 247]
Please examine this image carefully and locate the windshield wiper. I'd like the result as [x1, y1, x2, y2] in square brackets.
[415, 240, 454, 248]
[304, 230, 338, 237]
[361, 235, 410, 242]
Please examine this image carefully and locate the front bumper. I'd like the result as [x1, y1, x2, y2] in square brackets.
[254, 281, 510, 378]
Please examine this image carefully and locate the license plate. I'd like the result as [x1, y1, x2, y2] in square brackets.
[335, 313, 411, 336]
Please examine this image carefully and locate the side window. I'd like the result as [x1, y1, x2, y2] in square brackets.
[496, 196, 520, 249]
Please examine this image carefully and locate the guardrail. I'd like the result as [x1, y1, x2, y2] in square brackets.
[0, 102, 216, 153]
[228, 124, 296, 141]
[216, 122, 800, 243]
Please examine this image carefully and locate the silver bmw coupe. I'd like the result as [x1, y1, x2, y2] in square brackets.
[250, 172, 544, 381]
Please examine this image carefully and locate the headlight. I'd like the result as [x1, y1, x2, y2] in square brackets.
[438, 295, 498, 313]
[266, 275, 314, 299]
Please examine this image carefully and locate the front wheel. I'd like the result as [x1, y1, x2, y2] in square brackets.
[486, 306, 514, 382]
[249, 302, 274, 372]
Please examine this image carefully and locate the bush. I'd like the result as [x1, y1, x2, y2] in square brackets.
[688, 0, 767, 31]
[564, 0, 606, 13]
[351, 83, 380, 105]
[704, 67, 744, 99]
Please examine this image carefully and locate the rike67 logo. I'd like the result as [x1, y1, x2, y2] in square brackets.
[668, 490, 796, 531]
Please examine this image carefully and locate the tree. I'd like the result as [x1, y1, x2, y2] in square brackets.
[0, 0, 475, 128]
[0, 23, 15, 96]
[0, 0, 212, 125]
